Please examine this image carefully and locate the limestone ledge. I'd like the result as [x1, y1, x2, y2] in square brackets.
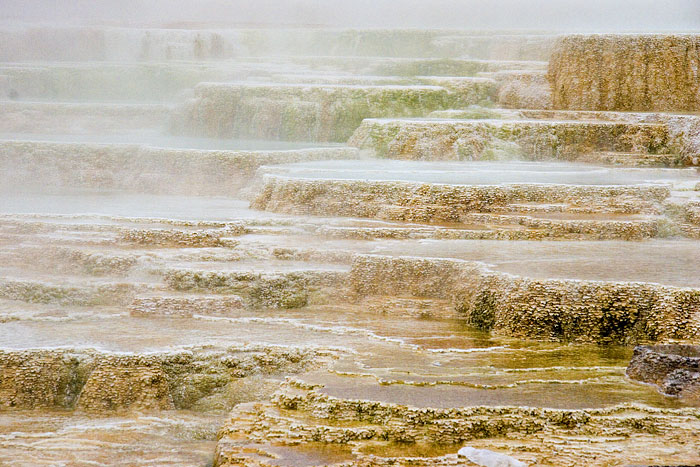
[2, 246, 138, 277]
[548, 34, 700, 112]
[0, 140, 357, 195]
[179, 83, 483, 142]
[3, 250, 696, 343]
[416, 77, 497, 106]
[251, 176, 670, 223]
[213, 380, 700, 466]
[164, 268, 349, 309]
[460, 212, 660, 240]
[0, 277, 142, 306]
[350, 255, 700, 344]
[513, 111, 700, 167]
[491, 70, 552, 109]
[316, 225, 560, 241]
[372, 59, 545, 77]
[0, 346, 329, 412]
[349, 118, 672, 161]
[118, 227, 241, 248]
[129, 294, 245, 317]
[273, 380, 699, 442]
[421, 110, 700, 166]
[310, 211, 664, 241]
[576, 152, 681, 168]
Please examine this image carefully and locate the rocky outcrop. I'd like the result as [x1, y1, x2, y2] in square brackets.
[129, 295, 245, 317]
[214, 380, 700, 467]
[164, 267, 349, 309]
[252, 176, 668, 221]
[76, 355, 175, 411]
[627, 345, 700, 403]
[180, 84, 468, 142]
[0, 351, 88, 409]
[349, 118, 672, 161]
[0, 278, 138, 306]
[350, 255, 700, 344]
[0, 346, 325, 412]
[494, 70, 552, 110]
[548, 34, 700, 112]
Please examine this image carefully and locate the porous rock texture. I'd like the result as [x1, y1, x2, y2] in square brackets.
[164, 268, 349, 309]
[0, 347, 324, 412]
[76, 355, 175, 411]
[627, 345, 700, 403]
[180, 84, 475, 142]
[349, 118, 672, 161]
[252, 176, 668, 220]
[494, 70, 552, 109]
[548, 34, 700, 112]
[213, 380, 700, 467]
[350, 255, 700, 344]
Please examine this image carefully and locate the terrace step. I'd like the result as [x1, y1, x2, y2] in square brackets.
[162, 261, 350, 309]
[179, 83, 472, 142]
[349, 118, 673, 161]
[129, 293, 245, 317]
[0, 346, 322, 411]
[0, 101, 171, 134]
[577, 151, 682, 167]
[252, 160, 678, 222]
[0, 138, 357, 195]
[214, 379, 700, 467]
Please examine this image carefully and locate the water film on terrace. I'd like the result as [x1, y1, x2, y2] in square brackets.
[0, 0, 699, 465]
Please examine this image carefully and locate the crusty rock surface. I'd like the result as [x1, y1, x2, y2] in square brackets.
[213, 380, 700, 467]
[627, 345, 700, 403]
[349, 118, 672, 161]
[548, 34, 700, 112]
[0, 347, 327, 412]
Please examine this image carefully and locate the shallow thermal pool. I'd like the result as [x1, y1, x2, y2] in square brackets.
[259, 159, 698, 186]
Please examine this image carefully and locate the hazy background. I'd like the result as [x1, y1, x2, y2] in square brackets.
[2, 0, 699, 31]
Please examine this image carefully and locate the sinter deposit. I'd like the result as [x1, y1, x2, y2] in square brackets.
[0, 8, 699, 467]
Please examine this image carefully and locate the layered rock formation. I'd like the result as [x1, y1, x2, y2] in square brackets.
[549, 34, 700, 112]
[627, 345, 700, 403]
[1, 21, 700, 467]
[0, 347, 323, 412]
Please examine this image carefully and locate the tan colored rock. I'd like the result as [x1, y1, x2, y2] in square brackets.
[349, 118, 671, 161]
[0, 140, 357, 195]
[76, 355, 175, 412]
[0, 351, 88, 409]
[350, 254, 700, 344]
[548, 34, 700, 112]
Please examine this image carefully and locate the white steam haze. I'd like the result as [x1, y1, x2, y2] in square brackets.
[2, 0, 699, 31]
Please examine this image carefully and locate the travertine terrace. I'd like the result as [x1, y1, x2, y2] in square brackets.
[1, 11, 699, 467]
[549, 35, 700, 112]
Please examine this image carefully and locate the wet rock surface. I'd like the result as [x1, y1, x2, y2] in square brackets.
[549, 35, 700, 112]
[627, 345, 700, 403]
[0, 21, 699, 467]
